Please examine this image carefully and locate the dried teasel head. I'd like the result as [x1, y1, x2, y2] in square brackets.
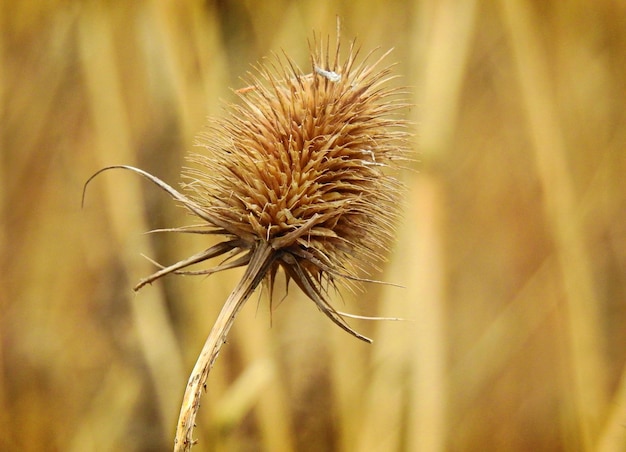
[85, 34, 409, 342]
[182, 39, 409, 339]
[84, 31, 410, 450]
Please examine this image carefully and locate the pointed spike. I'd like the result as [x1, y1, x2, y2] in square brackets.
[283, 255, 372, 343]
[133, 241, 241, 291]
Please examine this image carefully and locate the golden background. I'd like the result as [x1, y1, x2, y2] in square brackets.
[3, 1, 626, 450]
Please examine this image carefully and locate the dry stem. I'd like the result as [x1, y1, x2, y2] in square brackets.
[174, 241, 276, 451]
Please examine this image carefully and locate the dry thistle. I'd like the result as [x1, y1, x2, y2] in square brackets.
[84, 30, 409, 451]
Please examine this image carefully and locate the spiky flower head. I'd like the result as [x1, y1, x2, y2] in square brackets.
[87, 35, 408, 342]
[177, 37, 408, 339]
[85, 32, 409, 450]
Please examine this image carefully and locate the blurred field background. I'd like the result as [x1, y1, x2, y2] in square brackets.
[3, 0, 626, 451]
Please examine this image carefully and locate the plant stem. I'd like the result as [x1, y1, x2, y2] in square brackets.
[174, 241, 275, 451]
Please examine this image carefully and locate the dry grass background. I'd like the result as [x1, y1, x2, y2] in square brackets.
[2, 1, 626, 451]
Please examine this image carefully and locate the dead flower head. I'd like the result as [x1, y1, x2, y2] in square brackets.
[86, 34, 409, 343]
[84, 31, 410, 450]
[183, 39, 410, 337]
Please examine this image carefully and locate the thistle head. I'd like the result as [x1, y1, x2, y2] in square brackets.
[179, 36, 408, 339]
[87, 34, 409, 342]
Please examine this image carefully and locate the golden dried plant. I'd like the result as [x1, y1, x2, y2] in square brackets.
[84, 30, 409, 451]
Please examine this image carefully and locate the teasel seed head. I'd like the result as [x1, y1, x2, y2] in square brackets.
[84, 32, 410, 450]
[175, 37, 409, 340]
[84, 36, 408, 342]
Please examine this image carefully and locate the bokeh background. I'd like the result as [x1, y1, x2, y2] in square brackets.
[3, 1, 626, 451]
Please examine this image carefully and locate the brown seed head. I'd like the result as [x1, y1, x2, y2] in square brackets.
[180, 38, 409, 334]
[83, 34, 411, 450]
[85, 35, 409, 342]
